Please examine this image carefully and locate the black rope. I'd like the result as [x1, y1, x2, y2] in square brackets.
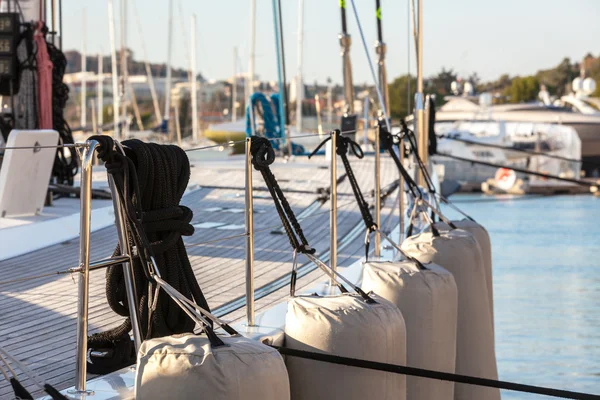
[399, 119, 437, 195]
[248, 136, 353, 297]
[251, 136, 314, 255]
[46, 31, 78, 186]
[309, 130, 377, 260]
[86, 136, 216, 374]
[379, 123, 420, 199]
[378, 122, 442, 237]
[273, 346, 600, 400]
[436, 152, 599, 188]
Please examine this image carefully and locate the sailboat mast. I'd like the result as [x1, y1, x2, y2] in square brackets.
[132, 0, 162, 125]
[295, 0, 304, 135]
[416, 0, 427, 182]
[271, 0, 290, 154]
[374, 0, 389, 114]
[339, 0, 354, 115]
[108, 0, 120, 139]
[191, 15, 199, 142]
[163, 0, 174, 133]
[277, 0, 290, 126]
[80, 10, 86, 129]
[232, 47, 237, 122]
[97, 52, 103, 132]
[247, 0, 256, 102]
[120, 0, 129, 137]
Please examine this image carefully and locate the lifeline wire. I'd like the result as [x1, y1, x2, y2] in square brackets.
[0, 199, 361, 287]
[437, 152, 598, 188]
[439, 134, 600, 168]
[273, 346, 600, 400]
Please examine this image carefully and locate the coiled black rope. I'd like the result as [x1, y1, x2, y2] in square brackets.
[46, 31, 77, 186]
[272, 346, 600, 400]
[86, 136, 211, 374]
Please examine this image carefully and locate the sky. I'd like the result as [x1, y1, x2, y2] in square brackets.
[58, 0, 600, 85]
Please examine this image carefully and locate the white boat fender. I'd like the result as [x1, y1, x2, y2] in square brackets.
[362, 240, 458, 400]
[401, 227, 500, 400]
[436, 218, 494, 335]
[135, 278, 290, 400]
[285, 253, 407, 400]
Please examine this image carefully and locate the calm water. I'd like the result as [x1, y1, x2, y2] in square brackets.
[444, 194, 600, 398]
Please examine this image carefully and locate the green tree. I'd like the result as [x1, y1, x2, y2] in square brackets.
[388, 74, 416, 120]
[506, 76, 540, 103]
[535, 57, 573, 96]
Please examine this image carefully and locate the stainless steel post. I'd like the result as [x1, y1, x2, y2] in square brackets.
[329, 131, 338, 283]
[245, 138, 255, 326]
[108, 175, 142, 351]
[73, 140, 99, 394]
[374, 125, 381, 257]
[399, 135, 405, 244]
[415, 92, 424, 186]
[423, 94, 430, 170]
[416, 0, 425, 186]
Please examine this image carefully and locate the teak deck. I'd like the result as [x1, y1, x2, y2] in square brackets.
[0, 155, 399, 399]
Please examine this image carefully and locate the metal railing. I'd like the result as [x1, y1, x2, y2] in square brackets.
[70, 140, 142, 396]
[67, 129, 398, 394]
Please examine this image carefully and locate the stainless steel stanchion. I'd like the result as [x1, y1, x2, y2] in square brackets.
[245, 137, 255, 326]
[374, 125, 381, 258]
[399, 135, 405, 244]
[108, 174, 142, 351]
[72, 140, 99, 395]
[329, 131, 338, 284]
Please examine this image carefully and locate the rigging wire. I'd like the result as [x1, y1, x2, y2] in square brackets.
[347, 0, 391, 132]
[438, 134, 600, 168]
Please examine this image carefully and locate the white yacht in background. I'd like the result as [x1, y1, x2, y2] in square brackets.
[433, 120, 582, 188]
[434, 80, 600, 177]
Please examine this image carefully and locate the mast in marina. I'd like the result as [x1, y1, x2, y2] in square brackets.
[191, 15, 199, 142]
[97, 52, 103, 132]
[327, 77, 333, 124]
[232, 47, 238, 122]
[120, 0, 129, 137]
[108, 0, 120, 139]
[414, 0, 427, 183]
[295, 0, 304, 135]
[271, 0, 291, 154]
[80, 9, 86, 129]
[132, 0, 162, 126]
[246, 0, 256, 103]
[374, 0, 389, 116]
[163, 0, 174, 133]
[339, 0, 355, 115]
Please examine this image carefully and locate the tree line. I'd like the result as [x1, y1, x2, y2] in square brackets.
[389, 53, 600, 119]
